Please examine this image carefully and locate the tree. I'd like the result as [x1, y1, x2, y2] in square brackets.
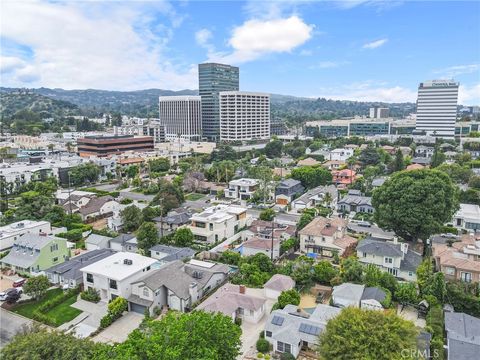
[319, 307, 418, 360]
[430, 146, 446, 168]
[120, 205, 143, 232]
[290, 256, 314, 288]
[264, 139, 283, 158]
[274, 289, 301, 310]
[141, 206, 159, 222]
[291, 166, 332, 189]
[219, 250, 241, 265]
[23, 275, 50, 300]
[297, 212, 314, 230]
[259, 208, 275, 221]
[395, 282, 418, 305]
[14, 191, 55, 220]
[416, 259, 434, 296]
[172, 228, 194, 247]
[372, 169, 458, 253]
[313, 261, 338, 284]
[363, 264, 383, 287]
[391, 149, 405, 172]
[136, 222, 159, 252]
[183, 171, 205, 193]
[436, 163, 473, 184]
[0, 326, 109, 360]
[358, 145, 380, 167]
[340, 257, 363, 283]
[111, 311, 242, 360]
[148, 158, 170, 173]
[430, 272, 447, 304]
[211, 145, 237, 162]
[68, 163, 101, 186]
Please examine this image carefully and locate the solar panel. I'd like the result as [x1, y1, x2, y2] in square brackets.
[271, 315, 285, 326]
[299, 323, 321, 336]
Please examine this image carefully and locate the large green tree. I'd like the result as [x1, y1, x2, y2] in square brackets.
[15, 191, 55, 220]
[120, 205, 143, 232]
[172, 228, 194, 247]
[372, 169, 458, 252]
[68, 163, 101, 186]
[264, 139, 283, 158]
[110, 311, 242, 360]
[136, 222, 159, 252]
[273, 289, 301, 310]
[23, 275, 50, 300]
[319, 307, 418, 360]
[291, 166, 332, 189]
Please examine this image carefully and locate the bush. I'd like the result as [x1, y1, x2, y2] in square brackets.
[280, 353, 296, 360]
[99, 297, 128, 329]
[264, 355, 270, 360]
[257, 353, 264, 359]
[256, 338, 270, 353]
[100, 313, 114, 328]
[80, 288, 100, 303]
[259, 330, 265, 339]
[57, 228, 83, 242]
[234, 317, 242, 326]
[426, 305, 445, 360]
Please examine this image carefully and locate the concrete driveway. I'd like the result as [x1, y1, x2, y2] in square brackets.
[93, 312, 143, 344]
[0, 308, 33, 349]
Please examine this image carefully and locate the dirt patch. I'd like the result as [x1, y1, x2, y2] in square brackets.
[91, 218, 107, 230]
[299, 293, 317, 309]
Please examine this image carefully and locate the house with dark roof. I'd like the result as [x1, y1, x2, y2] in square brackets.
[45, 248, 115, 288]
[332, 283, 387, 310]
[337, 190, 374, 214]
[291, 185, 338, 212]
[149, 244, 196, 263]
[264, 304, 341, 358]
[153, 208, 192, 235]
[445, 311, 480, 360]
[275, 179, 305, 206]
[128, 259, 229, 314]
[109, 233, 137, 253]
[356, 238, 422, 281]
[77, 196, 120, 221]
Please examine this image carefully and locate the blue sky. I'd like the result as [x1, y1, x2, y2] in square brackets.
[1, 0, 479, 104]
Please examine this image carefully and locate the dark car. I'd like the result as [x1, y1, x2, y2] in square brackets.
[5, 292, 20, 304]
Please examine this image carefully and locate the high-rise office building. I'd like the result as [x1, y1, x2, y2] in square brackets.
[415, 80, 459, 138]
[159, 96, 202, 141]
[219, 91, 270, 141]
[369, 107, 390, 119]
[198, 63, 239, 141]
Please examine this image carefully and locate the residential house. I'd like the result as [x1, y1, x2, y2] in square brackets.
[337, 190, 374, 213]
[244, 220, 296, 242]
[360, 286, 387, 310]
[332, 169, 357, 189]
[45, 248, 115, 288]
[109, 233, 138, 253]
[0, 220, 52, 251]
[197, 283, 267, 323]
[452, 204, 480, 231]
[291, 185, 338, 212]
[224, 178, 259, 201]
[107, 201, 148, 232]
[328, 148, 354, 161]
[275, 179, 304, 206]
[381, 145, 396, 155]
[264, 274, 295, 299]
[56, 190, 96, 213]
[411, 157, 431, 166]
[240, 238, 280, 259]
[415, 145, 434, 158]
[128, 259, 229, 314]
[149, 244, 196, 264]
[189, 205, 248, 243]
[331, 283, 364, 308]
[432, 233, 480, 283]
[322, 160, 346, 171]
[297, 157, 321, 167]
[78, 196, 120, 221]
[85, 234, 112, 251]
[153, 208, 192, 235]
[1, 234, 70, 275]
[444, 311, 480, 360]
[298, 217, 357, 259]
[80, 252, 158, 302]
[265, 304, 341, 358]
[371, 177, 387, 188]
[356, 237, 422, 281]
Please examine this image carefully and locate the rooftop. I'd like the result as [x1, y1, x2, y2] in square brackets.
[0, 220, 50, 239]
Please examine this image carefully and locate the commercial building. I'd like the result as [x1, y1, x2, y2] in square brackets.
[77, 135, 154, 157]
[415, 79, 459, 138]
[219, 91, 270, 141]
[199, 63, 239, 141]
[158, 96, 202, 141]
[369, 107, 390, 119]
[114, 123, 166, 144]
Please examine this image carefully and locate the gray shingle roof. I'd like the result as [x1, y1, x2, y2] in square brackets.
[357, 238, 404, 257]
[400, 250, 422, 272]
[149, 244, 196, 262]
[277, 179, 302, 189]
[338, 194, 372, 207]
[361, 287, 386, 303]
[445, 312, 480, 360]
[294, 185, 337, 205]
[110, 233, 135, 244]
[332, 283, 365, 303]
[86, 234, 112, 246]
[153, 212, 191, 225]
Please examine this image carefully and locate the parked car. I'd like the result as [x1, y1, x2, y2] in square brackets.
[12, 278, 26, 288]
[5, 292, 20, 304]
[0, 288, 19, 301]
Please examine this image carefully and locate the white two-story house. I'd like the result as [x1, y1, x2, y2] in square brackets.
[189, 205, 249, 243]
[80, 252, 158, 302]
[224, 178, 259, 201]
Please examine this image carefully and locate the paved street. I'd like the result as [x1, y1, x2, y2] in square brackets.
[119, 190, 154, 202]
[0, 308, 33, 349]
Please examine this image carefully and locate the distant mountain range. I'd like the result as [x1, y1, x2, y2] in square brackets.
[0, 87, 416, 121]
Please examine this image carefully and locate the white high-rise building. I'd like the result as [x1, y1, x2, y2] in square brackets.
[159, 96, 202, 141]
[369, 107, 390, 119]
[415, 80, 459, 138]
[219, 91, 270, 141]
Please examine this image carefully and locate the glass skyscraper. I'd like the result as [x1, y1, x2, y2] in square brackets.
[198, 63, 239, 141]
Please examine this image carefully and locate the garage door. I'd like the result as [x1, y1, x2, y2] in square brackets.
[130, 302, 147, 314]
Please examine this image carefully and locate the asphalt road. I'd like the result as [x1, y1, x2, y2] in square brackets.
[0, 308, 33, 348]
[119, 190, 155, 202]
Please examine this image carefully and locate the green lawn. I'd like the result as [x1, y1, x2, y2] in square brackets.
[185, 193, 205, 201]
[13, 288, 81, 327]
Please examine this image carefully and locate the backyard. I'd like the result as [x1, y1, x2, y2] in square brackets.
[12, 288, 82, 327]
[185, 193, 205, 201]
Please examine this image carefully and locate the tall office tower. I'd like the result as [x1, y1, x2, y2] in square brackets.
[369, 107, 390, 119]
[158, 96, 202, 141]
[415, 80, 459, 138]
[198, 63, 239, 141]
[219, 91, 270, 141]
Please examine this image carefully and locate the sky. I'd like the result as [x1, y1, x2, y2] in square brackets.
[1, 0, 480, 104]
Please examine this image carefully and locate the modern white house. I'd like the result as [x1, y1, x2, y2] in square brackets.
[80, 252, 158, 302]
[224, 178, 259, 201]
[291, 185, 338, 212]
[188, 204, 248, 243]
[328, 148, 354, 161]
[0, 220, 52, 251]
[452, 204, 480, 232]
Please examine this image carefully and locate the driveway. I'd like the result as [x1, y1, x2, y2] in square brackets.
[0, 308, 33, 348]
[0, 274, 24, 292]
[92, 312, 143, 344]
[71, 298, 108, 328]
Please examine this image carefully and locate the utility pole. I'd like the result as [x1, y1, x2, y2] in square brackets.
[159, 196, 164, 239]
[270, 218, 275, 261]
[67, 171, 73, 217]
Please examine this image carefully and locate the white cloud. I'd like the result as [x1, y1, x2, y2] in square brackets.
[434, 64, 480, 78]
[195, 29, 212, 47]
[0, 56, 27, 74]
[309, 60, 349, 69]
[0, 0, 196, 90]
[334, 0, 404, 11]
[459, 83, 480, 105]
[363, 38, 388, 49]
[209, 16, 314, 64]
[313, 81, 417, 102]
[299, 49, 313, 56]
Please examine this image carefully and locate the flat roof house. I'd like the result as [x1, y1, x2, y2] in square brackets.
[224, 178, 259, 201]
[452, 204, 480, 231]
[0, 220, 52, 251]
[80, 252, 158, 302]
[275, 179, 304, 206]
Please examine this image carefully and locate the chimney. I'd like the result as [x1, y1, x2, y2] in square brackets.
[239, 285, 246, 294]
[393, 236, 398, 244]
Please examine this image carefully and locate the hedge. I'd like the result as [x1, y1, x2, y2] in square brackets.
[426, 305, 445, 360]
[99, 297, 127, 329]
[31, 287, 80, 326]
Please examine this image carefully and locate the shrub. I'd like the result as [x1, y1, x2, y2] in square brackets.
[100, 314, 114, 329]
[280, 353, 296, 360]
[80, 288, 100, 303]
[99, 296, 128, 329]
[234, 317, 242, 326]
[259, 330, 265, 339]
[257, 353, 264, 359]
[264, 355, 271, 360]
[256, 338, 270, 353]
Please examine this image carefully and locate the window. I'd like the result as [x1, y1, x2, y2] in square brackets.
[237, 307, 244, 315]
[384, 257, 393, 264]
[408, 271, 413, 277]
[109, 279, 118, 290]
[86, 273, 94, 283]
[387, 268, 398, 276]
[215, 234, 219, 242]
[52, 257, 58, 263]
[249, 310, 254, 316]
[209, 223, 213, 231]
[50, 244, 58, 252]
[195, 222, 206, 228]
[146, 266, 151, 271]
[143, 287, 149, 297]
[277, 342, 292, 353]
[265, 331, 272, 337]
[461, 272, 472, 283]
[363, 252, 367, 258]
[445, 267, 455, 275]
